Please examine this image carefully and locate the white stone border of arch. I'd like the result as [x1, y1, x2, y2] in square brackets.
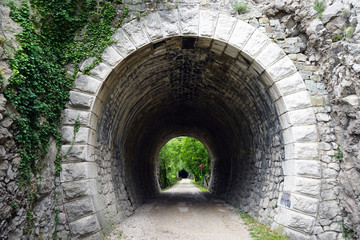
[60, 5, 321, 239]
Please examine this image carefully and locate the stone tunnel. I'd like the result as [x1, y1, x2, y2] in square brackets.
[59, 8, 322, 239]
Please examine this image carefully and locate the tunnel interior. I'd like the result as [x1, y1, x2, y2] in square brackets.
[95, 37, 285, 224]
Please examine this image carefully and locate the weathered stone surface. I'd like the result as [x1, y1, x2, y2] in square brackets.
[276, 208, 315, 233]
[141, 13, 163, 41]
[199, 10, 218, 37]
[214, 14, 236, 42]
[69, 214, 101, 238]
[283, 125, 318, 144]
[242, 29, 271, 61]
[111, 29, 136, 57]
[122, 20, 150, 48]
[285, 143, 319, 160]
[178, 5, 199, 35]
[60, 162, 97, 182]
[228, 20, 255, 50]
[158, 10, 180, 37]
[65, 197, 95, 222]
[101, 46, 123, 67]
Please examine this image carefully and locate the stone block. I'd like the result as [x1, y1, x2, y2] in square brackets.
[284, 176, 321, 197]
[242, 29, 271, 61]
[228, 20, 255, 50]
[62, 179, 97, 200]
[61, 145, 93, 162]
[275, 91, 312, 115]
[101, 46, 123, 67]
[62, 109, 91, 126]
[178, 5, 199, 35]
[74, 75, 102, 94]
[290, 193, 319, 216]
[89, 63, 112, 81]
[214, 14, 237, 42]
[282, 125, 318, 144]
[276, 208, 315, 233]
[60, 162, 97, 182]
[61, 126, 90, 145]
[68, 91, 94, 109]
[141, 13, 163, 41]
[199, 10, 218, 37]
[65, 197, 95, 222]
[111, 29, 136, 57]
[69, 214, 101, 238]
[158, 10, 180, 37]
[283, 227, 312, 240]
[262, 56, 297, 84]
[252, 42, 285, 74]
[122, 20, 150, 48]
[273, 72, 306, 96]
[285, 142, 319, 160]
[283, 160, 321, 178]
[284, 108, 316, 127]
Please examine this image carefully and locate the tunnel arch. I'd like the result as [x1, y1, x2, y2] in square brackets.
[60, 7, 321, 239]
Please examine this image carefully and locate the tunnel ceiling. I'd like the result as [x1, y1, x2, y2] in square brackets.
[97, 37, 281, 202]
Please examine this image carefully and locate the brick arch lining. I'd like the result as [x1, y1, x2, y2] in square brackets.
[60, 7, 320, 239]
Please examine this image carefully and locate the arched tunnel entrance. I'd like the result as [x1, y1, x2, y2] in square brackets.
[60, 11, 320, 239]
[98, 36, 284, 208]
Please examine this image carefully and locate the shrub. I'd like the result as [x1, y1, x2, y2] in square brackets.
[314, 0, 326, 18]
[234, 3, 248, 14]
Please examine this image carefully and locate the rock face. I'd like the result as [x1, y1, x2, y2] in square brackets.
[0, 0, 359, 240]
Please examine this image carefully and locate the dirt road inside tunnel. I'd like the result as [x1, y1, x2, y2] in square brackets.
[106, 179, 252, 240]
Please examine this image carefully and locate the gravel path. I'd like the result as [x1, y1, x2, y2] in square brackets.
[106, 179, 252, 240]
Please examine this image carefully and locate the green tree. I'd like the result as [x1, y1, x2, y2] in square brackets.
[158, 137, 211, 189]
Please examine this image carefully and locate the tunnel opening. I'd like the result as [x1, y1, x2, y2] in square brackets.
[94, 36, 285, 226]
[157, 136, 211, 189]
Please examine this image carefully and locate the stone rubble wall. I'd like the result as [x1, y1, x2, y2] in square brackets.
[0, 0, 359, 239]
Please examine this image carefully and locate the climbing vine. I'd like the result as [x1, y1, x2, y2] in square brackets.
[3, 0, 128, 236]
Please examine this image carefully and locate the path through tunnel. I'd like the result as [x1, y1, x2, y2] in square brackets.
[95, 36, 285, 226]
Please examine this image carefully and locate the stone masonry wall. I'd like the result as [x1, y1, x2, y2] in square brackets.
[1, 0, 359, 239]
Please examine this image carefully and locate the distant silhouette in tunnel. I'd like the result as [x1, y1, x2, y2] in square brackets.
[179, 169, 189, 178]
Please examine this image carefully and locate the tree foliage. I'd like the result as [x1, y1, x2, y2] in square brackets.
[158, 137, 211, 189]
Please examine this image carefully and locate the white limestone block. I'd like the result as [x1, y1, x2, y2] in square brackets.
[275, 207, 315, 233]
[122, 20, 150, 48]
[62, 109, 91, 126]
[89, 63, 112, 81]
[158, 10, 180, 37]
[199, 10, 218, 37]
[141, 13, 163, 41]
[111, 29, 136, 56]
[252, 42, 285, 74]
[69, 214, 101, 237]
[68, 91, 94, 109]
[178, 4, 199, 35]
[214, 14, 237, 42]
[285, 142, 319, 160]
[65, 197, 95, 222]
[61, 126, 90, 144]
[283, 125, 318, 144]
[60, 162, 97, 182]
[242, 29, 271, 61]
[61, 144, 94, 162]
[284, 176, 321, 197]
[228, 20, 255, 50]
[283, 160, 321, 178]
[101, 46, 123, 67]
[74, 75, 102, 94]
[263, 56, 297, 83]
[270, 72, 306, 99]
[275, 91, 312, 115]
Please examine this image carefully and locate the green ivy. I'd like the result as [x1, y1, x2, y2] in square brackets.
[4, 0, 128, 236]
[5, 0, 127, 184]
